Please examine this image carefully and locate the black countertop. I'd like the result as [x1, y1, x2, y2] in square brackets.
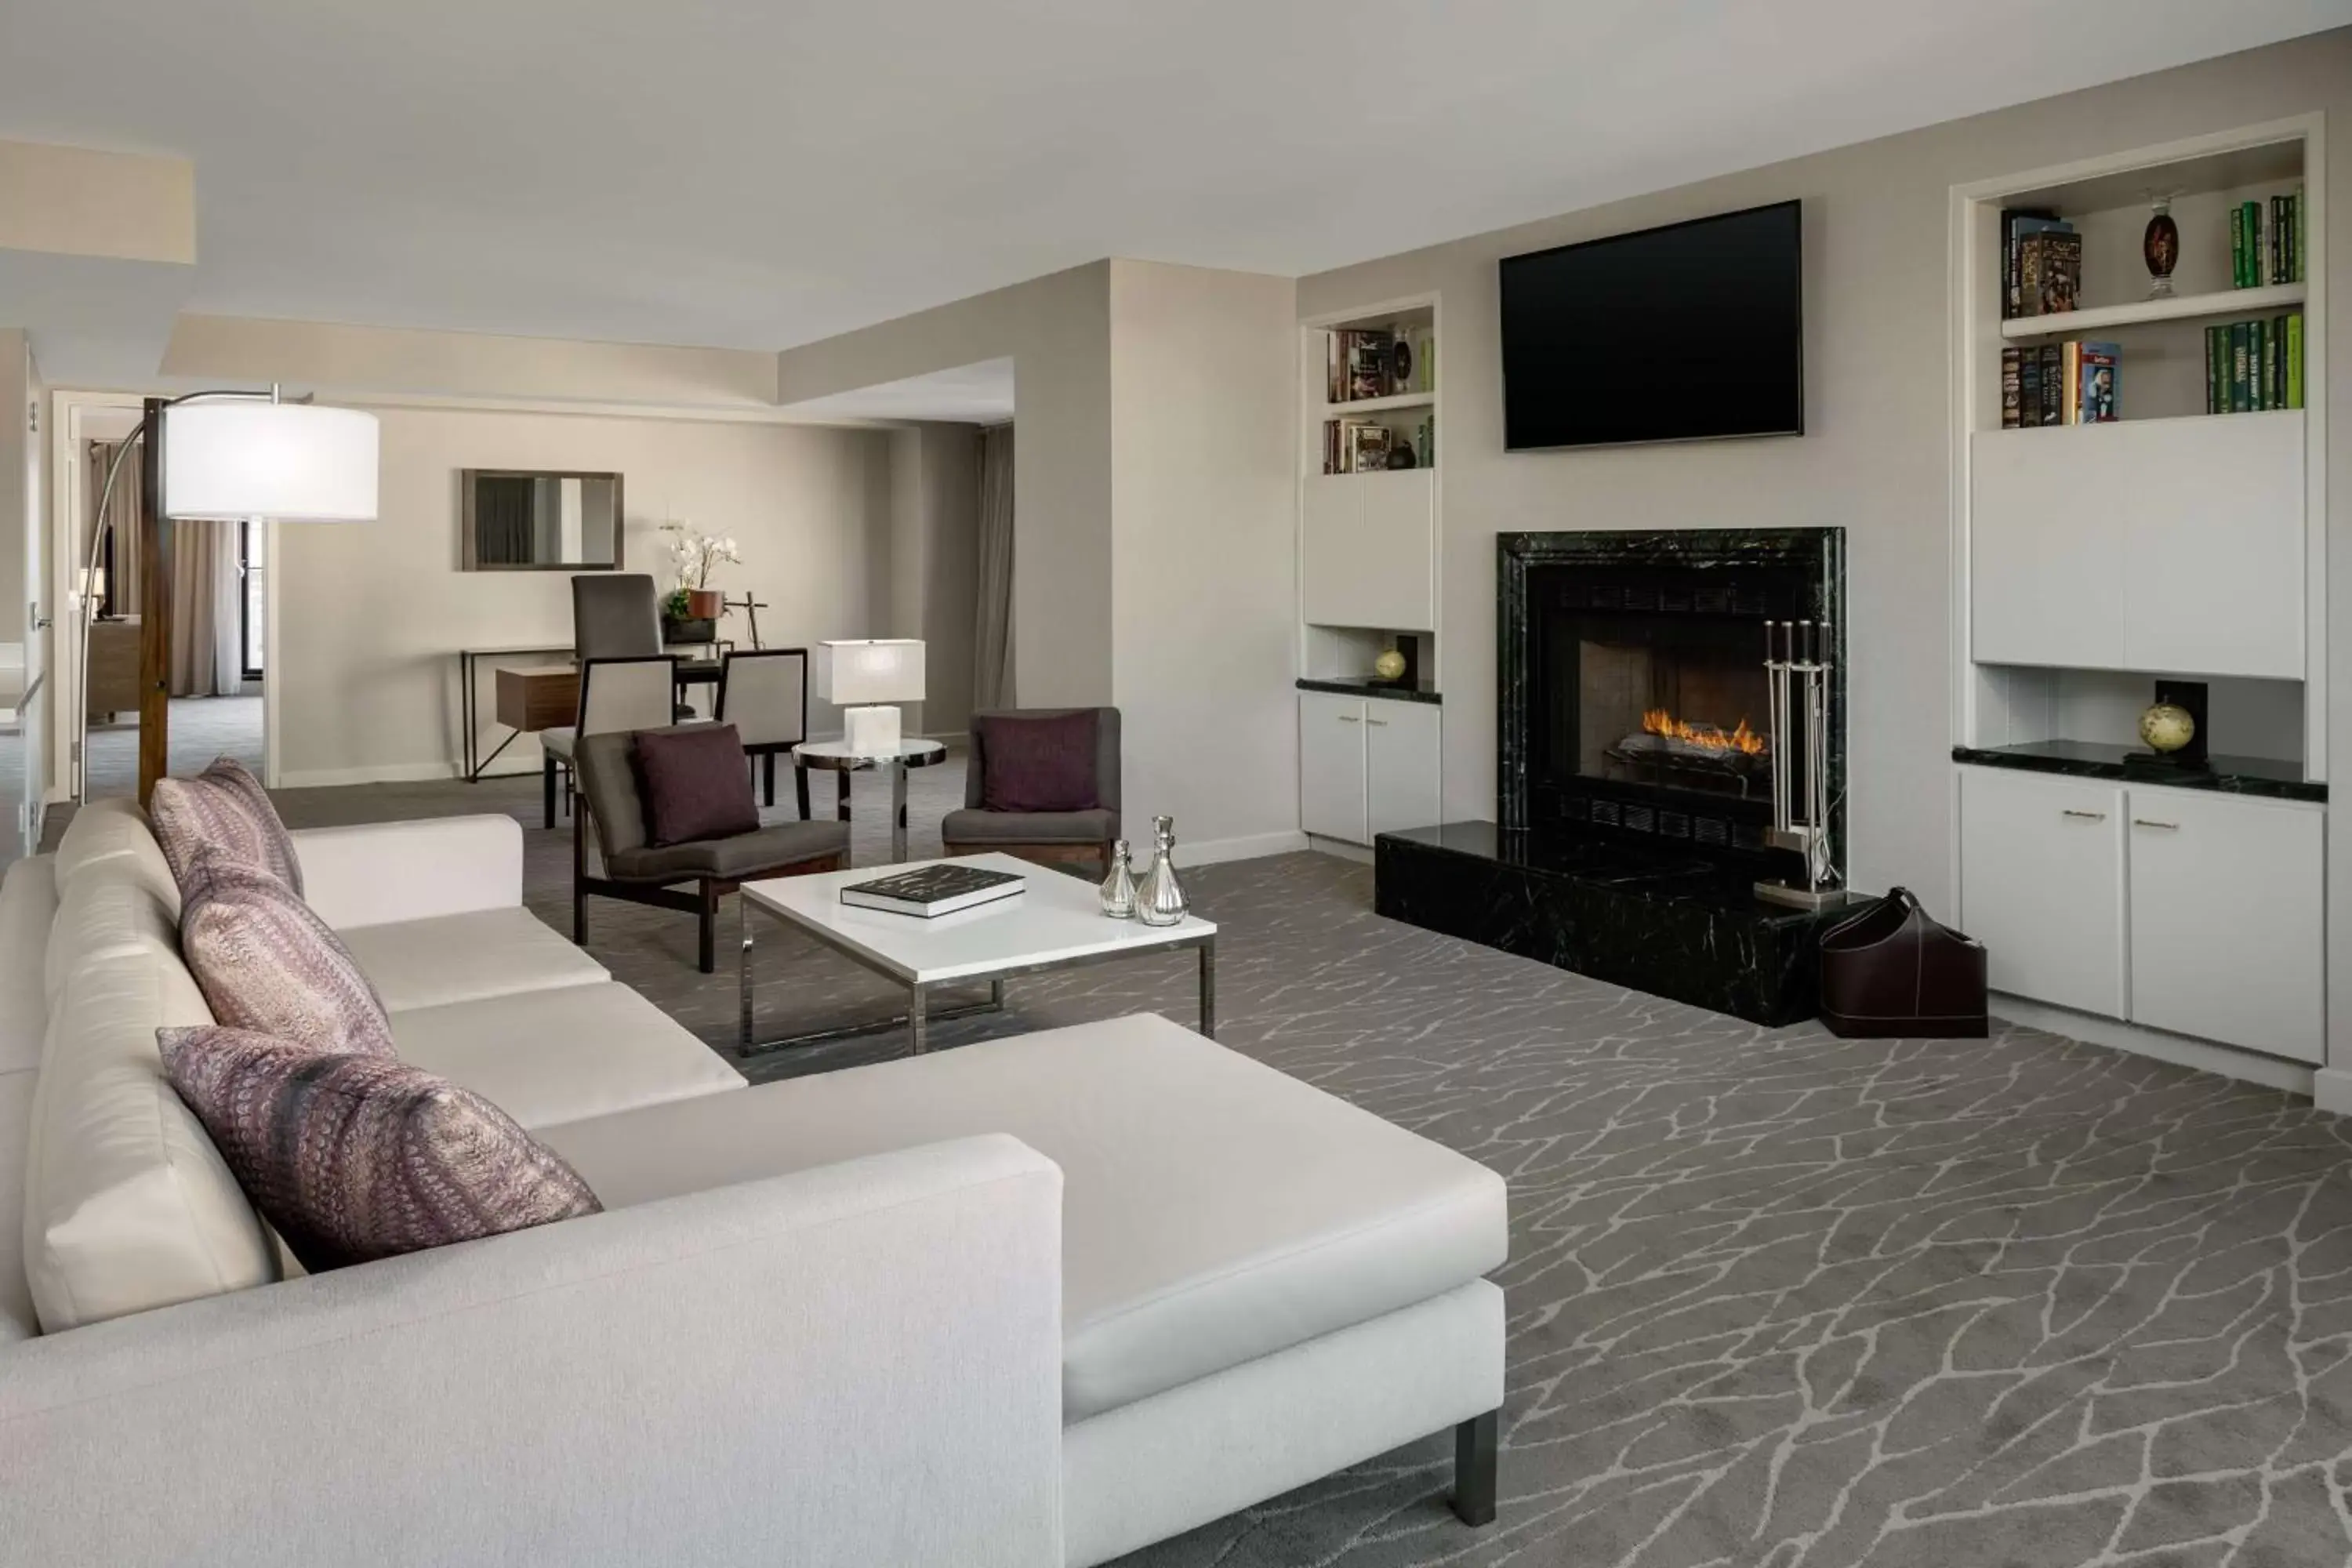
[1951, 741, 2324, 803]
[1296, 676, 1441, 706]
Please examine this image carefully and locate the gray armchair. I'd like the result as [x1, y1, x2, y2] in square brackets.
[572, 724, 851, 973]
[942, 707, 1120, 876]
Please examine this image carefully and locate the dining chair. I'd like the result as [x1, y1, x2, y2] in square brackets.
[572, 573, 664, 659]
[716, 647, 811, 818]
[539, 655, 677, 829]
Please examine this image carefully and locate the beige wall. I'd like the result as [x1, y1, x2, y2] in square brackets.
[276, 405, 891, 785]
[777, 263, 1114, 710]
[1109, 261, 1301, 855]
[884, 423, 980, 738]
[0, 140, 194, 265]
[1298, 30, 2350, 916]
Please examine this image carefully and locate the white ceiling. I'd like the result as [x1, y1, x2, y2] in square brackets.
[2, 0, 2346, 377]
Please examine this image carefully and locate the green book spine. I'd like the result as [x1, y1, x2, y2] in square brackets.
[2230, 323, 2251, 412]
[2296, 187, 2307, 285]
[2287, 313, 2304, 411]
[2253, 319, 2270, 411]
[2230, 205, 2245, 286]
[2206, 326, 2221, 414]
[2249, 201, 2265, 285]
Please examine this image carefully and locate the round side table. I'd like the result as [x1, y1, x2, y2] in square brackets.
[791, 737, 948, 863]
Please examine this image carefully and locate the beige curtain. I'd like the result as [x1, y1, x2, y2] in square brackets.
[972, 423, 1014, 711]
[169, 519, 245, 697]
[85, 439, 143, 615]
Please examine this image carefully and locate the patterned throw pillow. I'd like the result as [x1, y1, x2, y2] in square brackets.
[150, 757, 305, 896]
[178, 845, 398, 1057]
[159, 1026, 602, 1272]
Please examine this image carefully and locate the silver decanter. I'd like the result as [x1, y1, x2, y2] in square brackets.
[1135, 815, 1188, 927]
[1098, 839, 1138, 919]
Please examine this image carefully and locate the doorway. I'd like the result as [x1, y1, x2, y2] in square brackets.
[48, 392, 274, 807]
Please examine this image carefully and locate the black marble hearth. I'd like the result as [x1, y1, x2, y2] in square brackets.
[1376, 823, 1842, 1027]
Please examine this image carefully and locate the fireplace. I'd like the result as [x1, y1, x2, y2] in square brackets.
[1501, 528, 1845, 877]
[1374, 526, 1847, 1026]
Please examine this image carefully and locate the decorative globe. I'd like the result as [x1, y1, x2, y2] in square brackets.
[2139, 702, 2195, 753]
[1374, 648, 1407, 681]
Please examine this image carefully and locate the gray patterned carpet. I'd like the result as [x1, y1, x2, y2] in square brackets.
[82, 754, 2352, 1565]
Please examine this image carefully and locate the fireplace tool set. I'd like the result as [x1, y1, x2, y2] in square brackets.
[1755, 619, 1847, 911]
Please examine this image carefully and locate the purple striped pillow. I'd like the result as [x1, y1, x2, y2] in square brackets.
[179, 846, 397, 1058]
[150, 757, 304, 896]
[159, 1026, 602, 1272]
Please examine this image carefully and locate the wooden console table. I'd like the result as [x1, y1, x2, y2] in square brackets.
[459, 643, 731, 782]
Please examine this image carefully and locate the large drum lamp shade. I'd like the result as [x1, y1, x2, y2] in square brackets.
[163, 401, 379, 522]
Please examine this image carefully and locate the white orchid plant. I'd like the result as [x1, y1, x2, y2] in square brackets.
[658, 521, 741, 619]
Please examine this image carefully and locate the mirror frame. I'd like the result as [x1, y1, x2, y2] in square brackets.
[459, 468, 626, 572]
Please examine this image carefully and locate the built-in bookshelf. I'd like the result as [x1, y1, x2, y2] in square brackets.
[1951, 116, 2326, 777]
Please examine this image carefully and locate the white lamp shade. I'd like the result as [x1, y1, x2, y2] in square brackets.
[163, 401, 379, 522]
[815, 639, 925, 705]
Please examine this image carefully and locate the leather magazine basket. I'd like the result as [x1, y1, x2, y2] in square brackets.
[1817, 887, 1988, 1039]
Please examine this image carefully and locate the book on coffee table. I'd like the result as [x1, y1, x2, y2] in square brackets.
[839, 864, 1025, 918]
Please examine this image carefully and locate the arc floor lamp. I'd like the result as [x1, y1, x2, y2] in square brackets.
[74, 387, 378, 805]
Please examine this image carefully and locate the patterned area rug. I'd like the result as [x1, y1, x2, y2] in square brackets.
[243, 761, 2352, 1566]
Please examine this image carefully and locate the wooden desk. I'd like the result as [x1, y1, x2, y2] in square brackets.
[494, 665, 579, 734]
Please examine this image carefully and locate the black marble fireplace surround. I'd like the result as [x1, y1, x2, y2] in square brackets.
[1374, 527, 1848, 1026]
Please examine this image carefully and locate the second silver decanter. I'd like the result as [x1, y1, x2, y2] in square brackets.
[1135, 815, 1188, 927]
[1099, 839, 1138, 919]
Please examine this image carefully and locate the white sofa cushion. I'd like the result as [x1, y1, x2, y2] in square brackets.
[392, 983, 744, 1129]
[340, 907, 608, 1014]
[0, 1067, 40, 1344]
[0, 858, 57, 1076]
[543, 1012, 1508, 1422]
[24, 952, 278, 1333]
[51, 797, 180, 911]
[42, 866, 183, 1014]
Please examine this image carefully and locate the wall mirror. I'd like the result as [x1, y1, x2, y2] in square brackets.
[460, 469, 624, 570]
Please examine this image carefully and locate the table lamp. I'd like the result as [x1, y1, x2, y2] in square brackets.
[815, 639, 925, 753]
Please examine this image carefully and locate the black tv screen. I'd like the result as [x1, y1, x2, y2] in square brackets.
[1499, 200, 1804, 450]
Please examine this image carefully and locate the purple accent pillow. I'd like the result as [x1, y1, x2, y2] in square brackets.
[179, 845, 398, 1058]
[160, 1025, 602, 1273]
[633, 724, 760, 847]
[149, 756, 304, 897]
[979, 711, 1102, 813]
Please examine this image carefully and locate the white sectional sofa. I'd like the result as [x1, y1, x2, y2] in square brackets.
[0, 802, 1507, 1566]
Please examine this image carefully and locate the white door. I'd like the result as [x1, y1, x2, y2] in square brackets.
[1298, 692, 1369, 844]
[2126, 789, 2323, 1062]
[1969, 429, 2126, 669]
[1958, 767, 2127, 1018]
[1366, 701, 1441, 837]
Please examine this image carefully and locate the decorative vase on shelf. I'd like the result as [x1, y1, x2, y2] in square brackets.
[1135, 816, 1188, 927]
[1099, 840, 1138, 920]
[2141, 194, 2180, 299]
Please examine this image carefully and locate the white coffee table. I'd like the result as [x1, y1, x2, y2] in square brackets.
[737, 851, 1216, 1057]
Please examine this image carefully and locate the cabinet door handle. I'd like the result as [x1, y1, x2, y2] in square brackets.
[1335, 713, 1360, 724]
[2060, 808, 2107, 821]
[2132, 818, 2180, 830]
[1366, 717, 1389, 727]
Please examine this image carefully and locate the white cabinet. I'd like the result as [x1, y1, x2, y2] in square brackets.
[1299, 691, 1370, 843]
[1958, 765, 2325, 1063]
[1958, 768, 2128, 1018]
[1299, 692, 1441, 845]
[1970, 412, 2304, 678]
[2126, 791, 2324, 1063]
[1366, 702, 1443, 837]
[1301, 471, 1435, 631]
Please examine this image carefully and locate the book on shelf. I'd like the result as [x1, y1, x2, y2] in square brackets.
[2199, 317, 2307, 414]
[2016, 230, 2082, 317]
[2286, 313, 2304, 411]
[1324, 325, 1432, 404]
[2232, 194, 2307, 289]
[838, 863, 1025, 918]
[1999, 348, 2023, 428]
[2075, 341, 2118, 423]
[2003, 341, 2117, 426]
[2230, 322, 2251, 412]
[2016, 347, 2042, 427]
[1998, 209, 2065, 320]
[2037, 343, 2062, 426]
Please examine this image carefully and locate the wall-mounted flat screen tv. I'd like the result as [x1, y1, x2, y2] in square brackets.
[1499, 199, 1804, 450]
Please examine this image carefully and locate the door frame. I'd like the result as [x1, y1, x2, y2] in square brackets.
[46, 388, 281, 797]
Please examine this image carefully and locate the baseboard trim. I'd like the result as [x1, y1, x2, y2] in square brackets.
[1184, 829, 1309, 867]
[1991, 994, 2317, 1098]
[2312, 1069, 2352, 1116]
[274, 761, 463, 789]
[1304, 835, 1373, 865]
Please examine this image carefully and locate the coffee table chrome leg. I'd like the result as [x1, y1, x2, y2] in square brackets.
[909, 985, 929, 1054]
[739, 896, 755, 1051]
[891, 761, 909, 862]
[1198, 939, 1216, 1039]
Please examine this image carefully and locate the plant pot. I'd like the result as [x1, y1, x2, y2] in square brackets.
[662, 615, 717, 645]
[685, 588, 724, 619]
